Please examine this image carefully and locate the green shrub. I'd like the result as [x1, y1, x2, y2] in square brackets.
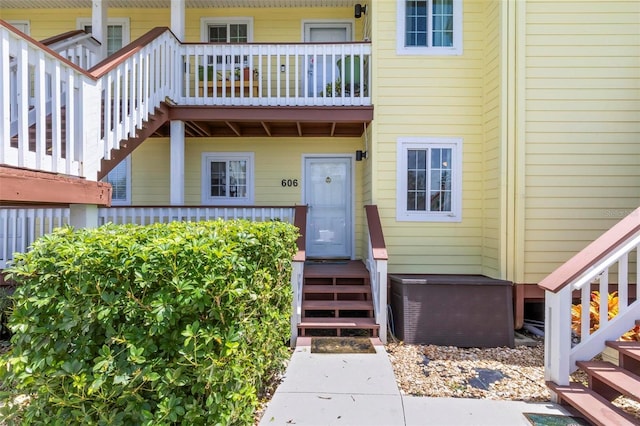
[0, 220, 298, 425]
[0, 286, 13, 340]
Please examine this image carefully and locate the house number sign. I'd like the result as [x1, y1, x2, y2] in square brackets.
[281, 179, 299, 187]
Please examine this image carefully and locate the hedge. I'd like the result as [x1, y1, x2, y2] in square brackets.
[0, 220, 298, 425]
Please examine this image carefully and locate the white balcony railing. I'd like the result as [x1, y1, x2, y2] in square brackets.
[0, 205, 296, 269]
[180, 42, 371, 107]
[540, 207, 640, 399]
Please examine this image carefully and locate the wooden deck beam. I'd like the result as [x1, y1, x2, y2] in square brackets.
[0, 166, 111, 206]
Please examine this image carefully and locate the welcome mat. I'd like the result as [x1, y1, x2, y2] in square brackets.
[523, 413, 591, 426]
[310, 337, 376, 354]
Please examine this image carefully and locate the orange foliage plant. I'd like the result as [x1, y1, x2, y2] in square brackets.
[571, 291, 640, 342]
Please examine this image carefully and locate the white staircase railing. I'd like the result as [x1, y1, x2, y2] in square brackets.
[1, 22, 179, 180]
[364, 205, 388, 343]
[540, 207, 640, 400]
[42, 30, 102, 69]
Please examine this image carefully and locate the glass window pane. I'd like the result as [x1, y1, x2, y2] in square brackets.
[104, 159, 127, 202]
[210, 161, 226, 197]
[442, 148, 452, 169]
[416, 192, 426, 211]
[208, 25, 227, 42]
[406, 0, 428, 47]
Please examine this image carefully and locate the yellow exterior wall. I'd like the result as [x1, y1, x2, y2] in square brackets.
[481, 0, 502, 278]
[522, 0, 640, 283]
[372, 0, 487, 275]
[1, 7, 361, 43]
[131, 136, 366, 257]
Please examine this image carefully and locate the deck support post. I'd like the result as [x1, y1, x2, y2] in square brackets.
[70, 204, 99, 229]
[170, 0, 185, 41]
[91, 0, 108, 60]
[170, 120, 185, 205]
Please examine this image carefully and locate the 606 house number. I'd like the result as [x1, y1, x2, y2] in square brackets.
[281, 179, 299, 187]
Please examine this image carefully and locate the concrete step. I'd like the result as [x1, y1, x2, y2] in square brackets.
[547, 381, 637, 426]
[576, 360, 640, 402]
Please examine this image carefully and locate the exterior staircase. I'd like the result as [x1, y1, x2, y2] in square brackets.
[298, 260, 379, 337]
[547, 327, 640, 426]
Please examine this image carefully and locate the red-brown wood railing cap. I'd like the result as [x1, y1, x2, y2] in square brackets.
[89, 27, 175, 77]
[40, 29, 97, 46]
[365, 205, 388, 261]
[538, 206, 640, 293]
[1, 20, 94, 77]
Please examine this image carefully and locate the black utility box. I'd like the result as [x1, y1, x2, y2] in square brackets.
[389, 275, 514, 348]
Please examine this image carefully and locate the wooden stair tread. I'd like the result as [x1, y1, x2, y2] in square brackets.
[302, 300, 373, 310]
[547, 382, 637, 426]
[299, 317, 379, 328]
[606, 341, 640, 361]
[303, 285, 371, 294]
[576, 360, 640, 401]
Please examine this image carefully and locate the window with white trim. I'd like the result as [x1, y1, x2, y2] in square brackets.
[103, 157, 131, 205]
[7, 21, 30, 35]
[396, 137, 462, 222]
[397, 0, 463, 55]
[77, 18, 130, 55]
[201, 17, 253, 66]
[201, 153, 254, 205]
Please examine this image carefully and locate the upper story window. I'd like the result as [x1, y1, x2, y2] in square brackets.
[102, 157, 131, 205]
[201, 153, 255, 205]
[397, 0, 463, 56]
[396, 137, 462, 222]
[77, 18, 130, 55]
[7, 21, 30, 35]
[201, 18, 253, 66]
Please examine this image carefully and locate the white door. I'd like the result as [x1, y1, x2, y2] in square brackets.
[303, 22, 351, 96]
[304, 157, 353, 259]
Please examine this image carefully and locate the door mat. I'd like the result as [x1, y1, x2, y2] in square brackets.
[523, 413, 591, 426]
[310, 337, 376, 354]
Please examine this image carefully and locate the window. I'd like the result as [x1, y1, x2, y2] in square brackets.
[201, 153, 254, 205]
[201, 18, 253, 66]
[103, 157, 131, 205]
[77, 18, 130, 55]
[396, 137, 462, 222]
[7, 21, 30, 35]
[397, 0, 462, 55]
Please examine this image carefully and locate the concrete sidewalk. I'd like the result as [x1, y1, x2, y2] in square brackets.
[259, 339, 575, 426]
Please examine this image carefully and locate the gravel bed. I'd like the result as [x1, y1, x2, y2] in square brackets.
[386, 340, 640, 421]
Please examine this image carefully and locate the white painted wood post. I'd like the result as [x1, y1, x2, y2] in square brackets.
[170, 0, 185, 41]
[544, 287, 572, 401]
[92, 0, 108, 60]
[70, 204, 99, 229]
[377, 260, 388, 343]
[170, 120, 185, 205]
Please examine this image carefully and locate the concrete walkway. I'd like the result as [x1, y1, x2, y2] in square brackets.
[259, 338, 575, 426]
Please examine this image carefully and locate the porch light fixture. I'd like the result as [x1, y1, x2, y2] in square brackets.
[356, 150, 368, 161]
[355, 4, 367, 18]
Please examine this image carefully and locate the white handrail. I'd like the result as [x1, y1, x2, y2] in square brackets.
[544, 228, 640, 398]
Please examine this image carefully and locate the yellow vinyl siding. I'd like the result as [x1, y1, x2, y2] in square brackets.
[372, 0, 487, 275]
[523, 0, 640, 283]
[2, 7, 361, 43]
[131, 136, 366, 256]
[481, 0, 502, 278]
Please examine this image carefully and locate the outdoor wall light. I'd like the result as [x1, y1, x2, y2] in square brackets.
[356, 150, 368, 161]
[355, 4, 367, 19]
[280, 64, 286, 73]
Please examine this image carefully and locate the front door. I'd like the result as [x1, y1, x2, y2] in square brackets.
[304, 157, 352, 259]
